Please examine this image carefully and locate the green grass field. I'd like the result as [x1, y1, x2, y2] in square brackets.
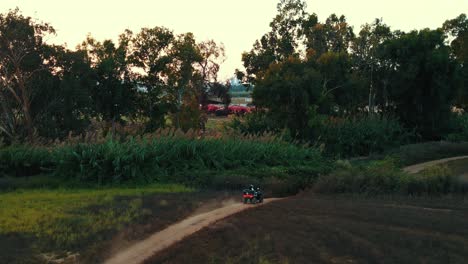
[0, 184, 204, 263]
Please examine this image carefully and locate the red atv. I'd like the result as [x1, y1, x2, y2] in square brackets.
[242, 188, 263, 204]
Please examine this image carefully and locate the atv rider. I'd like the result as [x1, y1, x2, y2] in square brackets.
[255, 187, 263, 201]
[248, 185, 262, 200]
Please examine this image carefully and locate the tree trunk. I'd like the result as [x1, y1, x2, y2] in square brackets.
[17, 67, 35, 142]
[368, 63, 373, 114]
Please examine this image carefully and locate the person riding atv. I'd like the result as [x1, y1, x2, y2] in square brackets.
[242, 185, 263, 204]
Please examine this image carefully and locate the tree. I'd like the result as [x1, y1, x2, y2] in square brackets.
[241, 0, 307, 83]
[165, 33, 203, 131]
[379, 29, 461, 139]
[443, 14, 468, 108]
[253, 56, 322, 137]
[196, 40, 226, 108]
[352, 19, 393, 112]
[302, 14, 354, 57]
[0, 9, 55, 141]
[315, 51, 362, 114]
[130, 27, 175, 131]
[32, 46, 94, 138]
[79, 34, 136, 135]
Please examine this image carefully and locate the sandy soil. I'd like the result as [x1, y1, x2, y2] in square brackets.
[403, 156, 468, 174]
[104, 198, 281, 264]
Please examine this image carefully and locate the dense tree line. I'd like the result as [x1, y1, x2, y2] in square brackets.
[236, 0, 467, 141]
[0, 9, 229, 143]
[1, 3, 467, 146]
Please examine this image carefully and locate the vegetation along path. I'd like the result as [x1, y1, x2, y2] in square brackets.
[104, 198, 282, 264]
[403, 156, 468, 174]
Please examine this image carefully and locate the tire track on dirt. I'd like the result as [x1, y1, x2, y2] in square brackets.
[104, 198, 282, 264]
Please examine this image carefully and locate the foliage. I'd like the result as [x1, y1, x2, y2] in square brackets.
[232, 112, 412, 158]
[252, 57, 322, 137]
[314, 158, 467, 195]
[444, 113, 468, 141]
[0, 9, 54, 141]
[79, 35, 137, 134]
[386, 141, 468, 166]
[54, 137, 326, 185]
[0, 145, 54, 177]
[351, 19, 393, 112]
[443, 14, 468, 106]
[319, 114, 413, 157]
[237, 5, 466, 147]
[0, 9, 229, 143]
[229, 111, 283, 136]
[0, 137, 328, 187]
[378, 29, 462, 140]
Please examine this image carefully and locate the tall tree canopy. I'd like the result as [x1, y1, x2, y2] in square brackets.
[0, 9, 55, 141]
[0, 9, 228, 141]
[378, 29, 462, 139]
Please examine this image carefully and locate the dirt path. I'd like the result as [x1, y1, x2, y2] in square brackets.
[104, 198, 282, 264]
[403, 156, 468, 174]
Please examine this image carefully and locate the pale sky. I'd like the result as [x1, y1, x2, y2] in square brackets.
[1, 0, 467, 79]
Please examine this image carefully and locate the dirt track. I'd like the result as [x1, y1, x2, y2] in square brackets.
[105, 156, 468, 264]
[403, 156, 468, 174]
[104, 198, 281, 264]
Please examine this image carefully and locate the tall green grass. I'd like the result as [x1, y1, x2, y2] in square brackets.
[0, 137, 328, 187]
[0, 145, 54, 177]
[55, 137, 327, 185]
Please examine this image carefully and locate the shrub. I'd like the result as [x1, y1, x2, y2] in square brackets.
[0, 145, 54, 177]
[404, 165, 468, 195]
[231, 113, 413, 158]
[314, 158, 468, 195]
[229, 111, 282, 136]
[444, 113, 468, 142]
[388, 141, 468, 166]
[319, 115, 413, 158]
[314, 158, 403, 194]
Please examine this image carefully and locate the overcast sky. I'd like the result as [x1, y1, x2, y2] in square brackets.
[1, 0, 466, 79]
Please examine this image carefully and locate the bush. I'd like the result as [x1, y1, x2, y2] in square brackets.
[403, 165, 466, 195]
[314, 158, 468, 195]
[444, 113, 468, 142]
[319, 115, 413, 158]
[0, 146, 54, 177]
[231, 113, 413, 158]
[229, 111, 282, 136]
[388, 141, 468, 166]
